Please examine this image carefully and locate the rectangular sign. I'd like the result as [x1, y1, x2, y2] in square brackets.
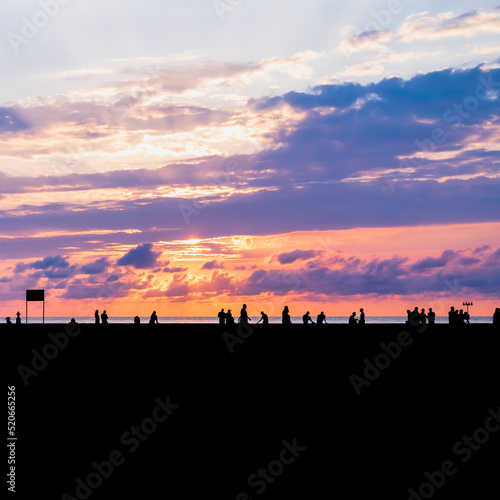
[26, 289, 45, 301]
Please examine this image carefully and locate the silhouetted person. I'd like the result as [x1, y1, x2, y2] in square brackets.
[458, 309, 465, 325]
[218, 308, 226, 325]
[149, 311, 159, 324]
[493, 308, 500, 325]
[359, 308, 365, 325]
[406, 309, 412, 325]
[349, 312, 357, 326]
[69, 318, 78, 326]
[16, 312, 21, 325]
[134, 316, 141, 325]
[317, 311, 327, 324]
[226, 309, 235, 325]
[448, 306, 459, 325]
[282, 306, 291, 325]
[419, 309, 427, 326]
[464, 311, 470, 324]
[257, 311, 269, 325]
[101, 310, 108, 325]
[5, 317, 12, 325]
[239, 304, 251, 324]
[95, 310, 100, 324]
[411, 307, 420, 326]
[427, 308, 436, 325]
[302, 311, 314, 324]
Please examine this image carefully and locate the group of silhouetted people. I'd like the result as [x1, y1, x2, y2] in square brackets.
[349, 308, 366, 326]
[4, 312, 22, 325]
[217, 305, 334, 325]
[448, 306, 470, 325]
[406, 307, 436, 326]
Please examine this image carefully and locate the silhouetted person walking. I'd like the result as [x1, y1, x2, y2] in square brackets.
[101, 310, 108, 325]
[5, 317, 12, 325]
[149, 311, 159, 324]
[317, 311, 327, 324]
[95, 310, 100, 325]
[134, 316, 141, 325]
[239, 304, 251, 324]
[427, 308, 436, 325]
[349, 312, 357, 326]
[302, 311, 314, 324]
[218, 308, 226, 325]
[226, 310, 235, 325]
[16, 312, 21, 325]
[359, 308, 365, 325]
[282, 306, 291, 325]
[257, 311, 269, 325]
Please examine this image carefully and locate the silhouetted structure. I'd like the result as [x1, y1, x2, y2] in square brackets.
[359, 308, 365, 325]
[95, 310, 100, 325]
[16, 312, 21, 325]
[218, 308, 226, 325]
[317, 312, 327, 324]
[427, 308, 436, 325]
[134, 316, 141, 325]
[302, 311, 314, 324]
[282, 306, 291, 325]
[101, 310, 108, 325]
[69, 318, 78, 326]
[5, 317, 12, 324]
[257, 311, 269, 325]
[149, 311, 159, 324]
[226, 310, 234, 325]
[493, 308, 500, 325]
[349, 312, 357, 326]
[239, 304, 250, 324]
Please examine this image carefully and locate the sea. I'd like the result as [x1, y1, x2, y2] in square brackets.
[17, 316, 493, 325]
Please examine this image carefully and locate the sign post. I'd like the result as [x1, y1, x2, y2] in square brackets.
[26, 290, 45, 324]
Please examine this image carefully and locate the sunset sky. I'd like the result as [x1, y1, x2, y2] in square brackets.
[1, 0, 499, 318]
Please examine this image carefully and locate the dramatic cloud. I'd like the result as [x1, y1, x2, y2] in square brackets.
[80, 258, 109, 275]
[398, 9, 500, 42]
[201, 260, 224, 270]
[117, 243, 161, 269]
[277, 250, 319, 265]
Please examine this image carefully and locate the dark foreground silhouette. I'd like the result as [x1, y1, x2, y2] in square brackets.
[5, 319, 498, 499]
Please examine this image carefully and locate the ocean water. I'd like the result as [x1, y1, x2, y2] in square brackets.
[15, 316, 493, 325]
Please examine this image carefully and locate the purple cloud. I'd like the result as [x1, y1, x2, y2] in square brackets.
[277, 249, 319, 264]
[202, 260, 224, 270]
[117, 243, 160, 269]
[80, 258, 109, 275]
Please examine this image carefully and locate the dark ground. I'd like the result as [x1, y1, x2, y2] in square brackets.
[4, 323, 500, 499]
